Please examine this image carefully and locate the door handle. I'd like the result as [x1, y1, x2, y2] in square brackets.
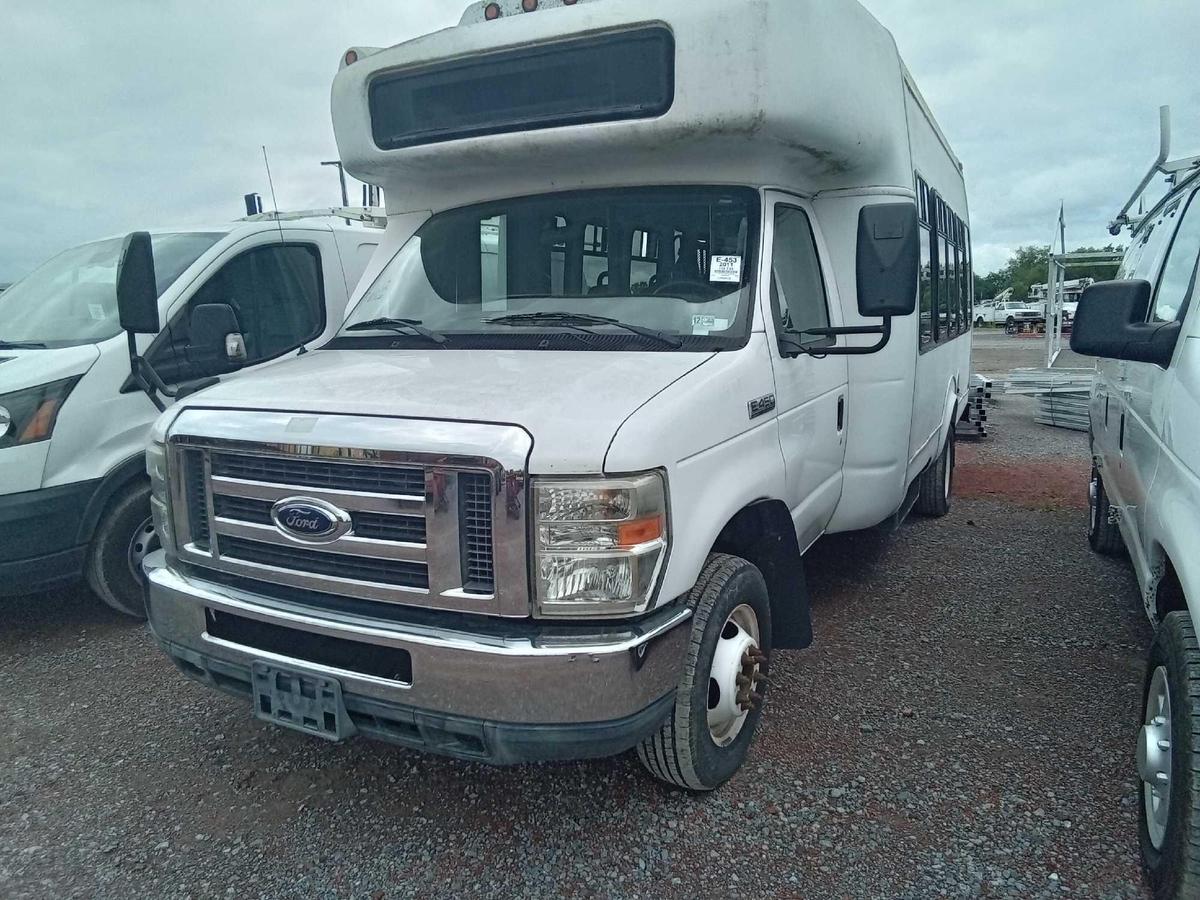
[837, 396, 845, 432]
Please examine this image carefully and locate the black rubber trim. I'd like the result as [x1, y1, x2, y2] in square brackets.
[0, 546, 88, 597]
[158, 637, 672, 766]
[0, 479, 101, 565]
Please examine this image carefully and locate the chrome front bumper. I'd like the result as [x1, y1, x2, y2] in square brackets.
[144, 552, 691, 740]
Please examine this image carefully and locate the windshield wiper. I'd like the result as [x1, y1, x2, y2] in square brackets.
[345, 317, 448, 345]
[486, 313, 683, 349]
[0, 339, 47, 349]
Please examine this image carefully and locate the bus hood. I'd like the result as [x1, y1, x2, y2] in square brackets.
[175, 349, 718, 473]
[0, 344, 101, 395]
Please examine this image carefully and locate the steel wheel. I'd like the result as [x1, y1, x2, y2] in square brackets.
[707, 603, 764, 747]
[126, 515, 159, 585]
[1140, 665, 1173, 851]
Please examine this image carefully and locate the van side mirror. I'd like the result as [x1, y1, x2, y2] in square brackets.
[856, 203, 919, 318]
[1071, 280, 1181, 368]
[116, 232, 160, 334]
[187, 303, 247, 375]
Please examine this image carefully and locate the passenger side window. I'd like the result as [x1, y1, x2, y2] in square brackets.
[919, 227, 934, 345]
[150, 243, 325, 383]
[770, 206, 831, 347]
[1152, 192, 1200, 323]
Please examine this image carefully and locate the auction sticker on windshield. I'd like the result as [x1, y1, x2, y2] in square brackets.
[709, 255, 743, 283]
[692, 315, 730, 335]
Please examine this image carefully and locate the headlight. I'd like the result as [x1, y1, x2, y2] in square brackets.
[146, 441, 174, 553]
[533, 472, 669, 618]
[0, 377, 80, 450]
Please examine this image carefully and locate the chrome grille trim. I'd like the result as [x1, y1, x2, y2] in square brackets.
[210, 476, 425, 516]
[165, 411, 531, 618]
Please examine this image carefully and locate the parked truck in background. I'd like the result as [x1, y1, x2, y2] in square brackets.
[126, 0, 973, 790]
[0, 210, 382, 616]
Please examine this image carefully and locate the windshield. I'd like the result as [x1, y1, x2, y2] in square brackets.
[334, 187, 759, 352]
[0, 232, 225, 348]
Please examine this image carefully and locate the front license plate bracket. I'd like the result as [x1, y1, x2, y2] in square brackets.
[251, 663, 356, 742]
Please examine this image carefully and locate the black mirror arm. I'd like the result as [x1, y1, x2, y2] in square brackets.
[126, 331, 177, 412]
[780, 317, 894, 358]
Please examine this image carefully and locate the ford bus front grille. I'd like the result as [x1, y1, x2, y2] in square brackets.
[168, 440, 515, 616]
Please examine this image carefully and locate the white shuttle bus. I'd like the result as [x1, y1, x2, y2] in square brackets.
[126, 0, 972, 789]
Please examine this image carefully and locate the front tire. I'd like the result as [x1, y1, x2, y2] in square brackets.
[975, 317, 986, 328]
[85, 481, 156, 619]
[914, 431, 955, 517]
[1139, 613, 1200, 899]
[1088, 466, 1125, 556]
[637, 554, 772, 791]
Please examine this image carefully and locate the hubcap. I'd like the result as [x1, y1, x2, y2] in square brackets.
[707, 604, 766, 747]
[127, 516, 160, 584]
[1138, 666, 1173, 850]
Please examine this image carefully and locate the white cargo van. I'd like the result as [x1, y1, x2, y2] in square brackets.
[0, 211, 382, 616]
[129, 0, 973, 789]
[1074, 116, 1200, 898]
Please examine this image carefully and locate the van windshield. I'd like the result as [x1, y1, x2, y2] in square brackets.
[336, 187, 760, 352]
[0, 232, 225, 349]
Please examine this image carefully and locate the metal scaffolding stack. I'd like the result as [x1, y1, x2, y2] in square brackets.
[957, 374, 991, 440]
[1004, 368, 1095, 432]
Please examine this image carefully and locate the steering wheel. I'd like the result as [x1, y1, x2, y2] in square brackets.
[651, 279, 724, 302]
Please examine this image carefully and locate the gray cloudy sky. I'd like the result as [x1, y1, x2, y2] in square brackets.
[1, 0, 1198, 284]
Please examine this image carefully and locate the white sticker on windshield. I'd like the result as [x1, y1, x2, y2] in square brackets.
[692, 315, 730, 336]
[709, 256, 743, 284]
[88, 304, 107, 321]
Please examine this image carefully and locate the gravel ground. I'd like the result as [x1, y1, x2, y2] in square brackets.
[1, 334, 1155, 899]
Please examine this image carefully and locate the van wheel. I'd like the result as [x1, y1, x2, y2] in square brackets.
[86, 480, 155, 619]
[1139, 613, 1200, 899]
[1088, 466, 1125, 556]
[637, 554, 772, 791]
[914, 432, 954, 517]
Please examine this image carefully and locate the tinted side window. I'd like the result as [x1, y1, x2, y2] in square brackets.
[919, 226, 934, 346]
[151, 243, 324, 383]
[1153, 192, 1200, 323]
[769, 206, 831, 347]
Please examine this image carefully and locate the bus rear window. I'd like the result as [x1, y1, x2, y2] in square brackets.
[368, 27, 675, 151]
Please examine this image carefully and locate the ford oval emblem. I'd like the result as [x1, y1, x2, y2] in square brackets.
[270, 497, 353, 544]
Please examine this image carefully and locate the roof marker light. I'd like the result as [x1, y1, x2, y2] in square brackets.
[485, 3, 502, 19]
[522, 0, 539, 10]
[344, 49, 359, 66]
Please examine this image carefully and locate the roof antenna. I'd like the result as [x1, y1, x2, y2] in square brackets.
[262, 145, 286, 244]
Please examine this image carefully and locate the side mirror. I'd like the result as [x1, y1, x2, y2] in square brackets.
[856, 203, 919, 318]
[116, 232, 160, 334]
[1071, 280, 1181, 368]
[187, 303, 246, 375]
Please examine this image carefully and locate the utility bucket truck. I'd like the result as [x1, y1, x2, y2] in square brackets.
[127, 0, 973, 789]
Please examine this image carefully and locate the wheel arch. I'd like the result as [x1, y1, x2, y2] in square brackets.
[710, 499, 812, 650]
[76, 454, 148, 547]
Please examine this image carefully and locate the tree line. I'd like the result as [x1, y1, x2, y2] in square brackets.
[974, 245, 1124, 303]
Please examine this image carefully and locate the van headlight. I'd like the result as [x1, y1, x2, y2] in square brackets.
[146, 441, 174, 554]
[0, 377, 80, 449]
[532, 472, 669, 618]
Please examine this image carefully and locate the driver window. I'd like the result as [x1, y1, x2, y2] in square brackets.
[770, 205, 832, 349]
[149, 243, 324, 383]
